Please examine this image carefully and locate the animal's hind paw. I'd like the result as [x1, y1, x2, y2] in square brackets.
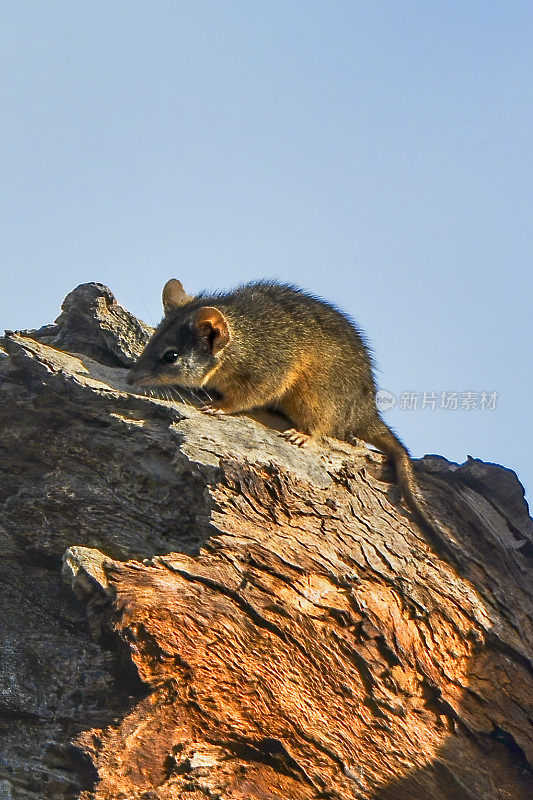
[281, 428, 310, 448]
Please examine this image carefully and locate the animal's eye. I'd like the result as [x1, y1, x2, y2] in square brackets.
[162, 350, 179, 364]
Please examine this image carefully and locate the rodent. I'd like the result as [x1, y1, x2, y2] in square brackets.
[128, 278, 452, 555]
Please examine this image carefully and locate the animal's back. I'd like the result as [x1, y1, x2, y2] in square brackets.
[202, 281, 377, 440]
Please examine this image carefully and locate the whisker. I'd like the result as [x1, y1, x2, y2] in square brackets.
[140, 297, 155, 326]
[170, 386, 189, 407]
[190, 388, 203, 407]
[200, 387, 213, 403]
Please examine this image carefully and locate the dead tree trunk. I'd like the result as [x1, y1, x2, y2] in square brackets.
[0, 283, 532, 800]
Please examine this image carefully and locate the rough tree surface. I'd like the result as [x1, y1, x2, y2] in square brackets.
[0, 283, 532, 800]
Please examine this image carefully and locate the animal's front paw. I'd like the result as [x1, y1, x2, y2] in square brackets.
[281, 428, 310, 447]
[199, 404, 226, 417]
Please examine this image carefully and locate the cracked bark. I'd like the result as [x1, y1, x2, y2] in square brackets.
[0, 283, 532, 799]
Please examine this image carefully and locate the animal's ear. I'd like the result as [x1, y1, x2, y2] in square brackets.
[194, 306, 231, 355]
[162, 279, 191, 314]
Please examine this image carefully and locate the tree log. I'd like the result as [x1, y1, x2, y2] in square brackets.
[0, 283, 532, 800]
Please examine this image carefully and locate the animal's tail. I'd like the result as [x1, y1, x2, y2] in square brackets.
[365, 419, 455, 560]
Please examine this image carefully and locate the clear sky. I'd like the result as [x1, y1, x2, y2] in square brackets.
[1, 2, 531, 500]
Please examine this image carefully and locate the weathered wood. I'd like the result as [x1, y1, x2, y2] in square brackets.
[1, 283, 531, 799]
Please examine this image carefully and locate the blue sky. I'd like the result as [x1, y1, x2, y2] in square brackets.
[1, 1, 531, 499]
